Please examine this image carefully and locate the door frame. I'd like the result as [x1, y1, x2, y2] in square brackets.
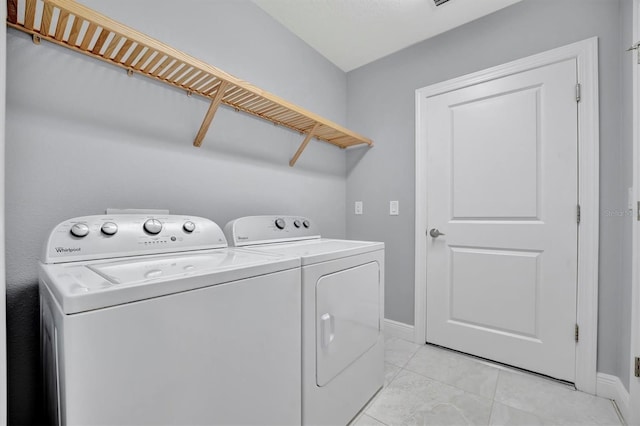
[629, 1, 640, 422]
[414, 37, 600, 394]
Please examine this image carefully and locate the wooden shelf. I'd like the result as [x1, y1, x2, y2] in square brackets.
[6, 0, 373, 166]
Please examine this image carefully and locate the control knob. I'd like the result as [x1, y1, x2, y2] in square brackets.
[275, 218, 286, 230]
[303, 220, 310, 228]
[143, 219, 163, 235]
[101, 222, 118, 236]
[183, 221, 196, 233]
[293, 219, 301, 228]
[70, 223, 90, 238]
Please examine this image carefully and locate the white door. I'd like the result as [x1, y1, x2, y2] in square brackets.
[425, 58, 578, 382]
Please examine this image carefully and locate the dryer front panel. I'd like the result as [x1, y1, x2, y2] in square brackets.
[315, 261, 380, 387]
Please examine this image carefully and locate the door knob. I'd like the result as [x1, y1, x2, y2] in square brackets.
[429, 228, 445, 238]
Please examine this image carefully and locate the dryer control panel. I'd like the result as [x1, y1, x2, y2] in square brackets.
[224, 216, 320, 247]
[42, 214, 227, 263]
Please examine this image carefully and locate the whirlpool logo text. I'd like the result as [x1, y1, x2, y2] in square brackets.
[55, 247, 81, 253]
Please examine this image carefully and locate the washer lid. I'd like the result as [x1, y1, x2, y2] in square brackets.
[39, 249, 299, 314]
[241, 239, 384, 265]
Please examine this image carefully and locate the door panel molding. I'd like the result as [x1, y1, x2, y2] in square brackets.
[415, 37, 599, 393]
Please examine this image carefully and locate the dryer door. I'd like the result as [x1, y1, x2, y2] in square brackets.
[316, 261, 380, 386]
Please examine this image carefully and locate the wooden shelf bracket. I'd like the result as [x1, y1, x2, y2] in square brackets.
[290, 123, 320, 167]
[193, 81, 230, 147]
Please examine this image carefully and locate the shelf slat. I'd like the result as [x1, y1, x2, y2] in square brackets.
[6, 0, 373, 162]
[7, 0, 17, 24]
[24, 0, 36, 30]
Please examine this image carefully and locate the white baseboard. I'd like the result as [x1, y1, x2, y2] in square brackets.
[596, 373, 629, 423]
[384, 319, 415, 342]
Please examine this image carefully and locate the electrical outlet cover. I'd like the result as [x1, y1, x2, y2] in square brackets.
[390, 201, 399, 215]
[355, 201, 363, 215]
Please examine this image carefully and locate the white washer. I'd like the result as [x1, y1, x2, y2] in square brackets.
[39, 214, 302, 425]
[224, 215, 384, 426]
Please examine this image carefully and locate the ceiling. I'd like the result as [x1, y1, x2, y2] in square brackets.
[252, 0, 522, 72]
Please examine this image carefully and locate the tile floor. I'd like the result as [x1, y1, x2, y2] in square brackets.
[351, 335, 623, 426]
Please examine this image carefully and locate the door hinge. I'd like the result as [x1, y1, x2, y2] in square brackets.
[577, 204, 581, 224]
[575, 324, 579, 342]
[637, 201, 640, 221]
[627, 42, 640, 64]
[576, 83, 581, 103]
[635, 357, 640, 377]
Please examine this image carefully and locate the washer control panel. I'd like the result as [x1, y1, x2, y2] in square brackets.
[224, 215, 320, 246]
[42, 214, 227, 263]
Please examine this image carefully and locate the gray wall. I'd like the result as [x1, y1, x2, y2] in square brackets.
[620, 0, 634, 391]
[346, 0, 632, 387]
[5, 1, 349, 423]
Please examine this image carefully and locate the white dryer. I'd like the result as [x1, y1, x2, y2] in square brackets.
[224, 215, 384, 426]
[39, 214, 302, 425]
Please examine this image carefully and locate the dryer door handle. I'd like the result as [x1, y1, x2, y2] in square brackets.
[320, 313, 335, 348]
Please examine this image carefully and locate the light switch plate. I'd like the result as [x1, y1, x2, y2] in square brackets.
[355, 201, 363, 215]
[390, 201, 399, 215]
